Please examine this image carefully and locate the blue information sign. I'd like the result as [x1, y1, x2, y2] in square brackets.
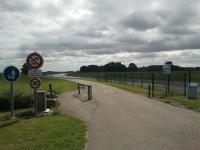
[3, 66, 20, 82]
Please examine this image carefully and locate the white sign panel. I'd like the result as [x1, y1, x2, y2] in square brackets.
[28, 69, 42, 77]
[163, 64, 171, 74]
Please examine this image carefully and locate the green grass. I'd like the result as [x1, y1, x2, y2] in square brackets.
[166, 96, 200, 110]
[89, 80, 200, 111]
[0, 77, 86, 150]
[0, 109, 86, 150]
[0, 75, 76, 95]
[0, 75, 76, 110]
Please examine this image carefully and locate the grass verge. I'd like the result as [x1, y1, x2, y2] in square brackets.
[91, 80, 200, 111]
[0, 109, 87, 150]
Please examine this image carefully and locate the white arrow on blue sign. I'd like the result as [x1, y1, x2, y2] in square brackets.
[3, 66, 20, 82]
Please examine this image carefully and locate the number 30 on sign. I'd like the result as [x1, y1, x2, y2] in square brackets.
[30, 77, 41, 89]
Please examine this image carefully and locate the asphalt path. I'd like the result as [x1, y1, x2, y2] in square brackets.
[59, 79, 200, 150]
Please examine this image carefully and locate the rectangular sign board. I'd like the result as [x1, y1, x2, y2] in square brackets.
[163, 64, 171, 74]
[28, 69, 42, 77]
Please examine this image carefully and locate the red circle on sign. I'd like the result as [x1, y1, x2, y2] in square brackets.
[26, 52, 44, 69]
[30, 77, 41, 89]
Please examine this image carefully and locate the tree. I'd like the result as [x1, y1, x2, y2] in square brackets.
[128, 63, 138, 72]
[21, 63, 29, 75]
[165, 61, 172, 65]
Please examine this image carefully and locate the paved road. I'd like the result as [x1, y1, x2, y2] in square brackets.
[59, 79, 200, 150]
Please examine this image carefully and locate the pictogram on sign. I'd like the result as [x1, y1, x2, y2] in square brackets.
[26, 52, 44, 69]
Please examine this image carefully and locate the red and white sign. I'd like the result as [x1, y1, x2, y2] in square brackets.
[30, 77, 41, 89]
[26, 52, 44, 69]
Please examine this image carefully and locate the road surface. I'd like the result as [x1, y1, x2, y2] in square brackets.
[59, 79, 200, 150]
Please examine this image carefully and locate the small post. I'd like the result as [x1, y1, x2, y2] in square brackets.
[34, 88, 37, 114]
[184, 73, 187, 97]
[49, 84, 53, 97]
[152, 73, 155, 97]
[148, 85, 151, 98]
[10, 82, 14, 118]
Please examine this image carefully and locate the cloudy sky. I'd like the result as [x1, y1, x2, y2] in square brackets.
[0, 0, 200, 71]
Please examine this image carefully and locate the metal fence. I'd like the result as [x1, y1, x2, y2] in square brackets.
[70, 71, 200, 98]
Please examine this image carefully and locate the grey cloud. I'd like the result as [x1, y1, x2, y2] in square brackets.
[0, 0, 32, 12]
[161, 25, 197, 35]
[0, 0, 200, 71]
[122, 11, 162, 30]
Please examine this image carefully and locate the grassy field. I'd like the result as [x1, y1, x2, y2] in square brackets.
[0, 109, 86, 150]
[0, 75, 76, 110]
[0, 75, 76, 95]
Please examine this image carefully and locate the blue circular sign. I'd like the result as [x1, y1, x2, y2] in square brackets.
[3, 66, 20, 82]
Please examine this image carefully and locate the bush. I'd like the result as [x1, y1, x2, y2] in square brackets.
[0, 92, 32, 111]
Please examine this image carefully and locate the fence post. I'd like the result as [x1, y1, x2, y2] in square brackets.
[184, 73, 187, 97]
[167, 74, 170, 93]
[131, 73, 134, 86]
[165, 75, 168, 96]
[141, 73, 143, 87]
[188, 70, 191, 84]
[152, 73, 155, 97]
[124, 73, 126, 85]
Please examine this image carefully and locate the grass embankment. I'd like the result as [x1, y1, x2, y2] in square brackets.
[0, 109, 86, 150]
[0, 77, 87, 150]
[98, 81, 200, 111]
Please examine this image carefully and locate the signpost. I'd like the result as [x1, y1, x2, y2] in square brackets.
[162, 64, 171, 75]
[28, 69, 42, 77]
[3, 66, 20, 118]
[163, 64, 171, 96]
[26, 52, 44, 114]
[30, 77, 41, 114]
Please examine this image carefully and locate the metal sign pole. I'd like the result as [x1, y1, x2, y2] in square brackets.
[34, 88, 37, 114]
[10, 82, 14, 118]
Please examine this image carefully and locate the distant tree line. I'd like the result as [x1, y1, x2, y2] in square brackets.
[79, 61, 200, 72]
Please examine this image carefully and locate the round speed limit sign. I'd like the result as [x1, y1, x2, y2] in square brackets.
[30, 77, 41, 89]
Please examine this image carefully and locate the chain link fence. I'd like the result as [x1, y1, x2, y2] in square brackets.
[69, 71, 200, 98]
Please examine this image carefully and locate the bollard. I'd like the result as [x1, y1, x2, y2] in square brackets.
[49, 84, 53, 97]
[88, 86, 92, 100]
[78, 83, 80, 94]
[148, 85, 151, 98]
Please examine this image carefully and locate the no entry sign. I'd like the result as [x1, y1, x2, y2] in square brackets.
[26, 52, 44, 69]
[30, 77, 41, 89]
